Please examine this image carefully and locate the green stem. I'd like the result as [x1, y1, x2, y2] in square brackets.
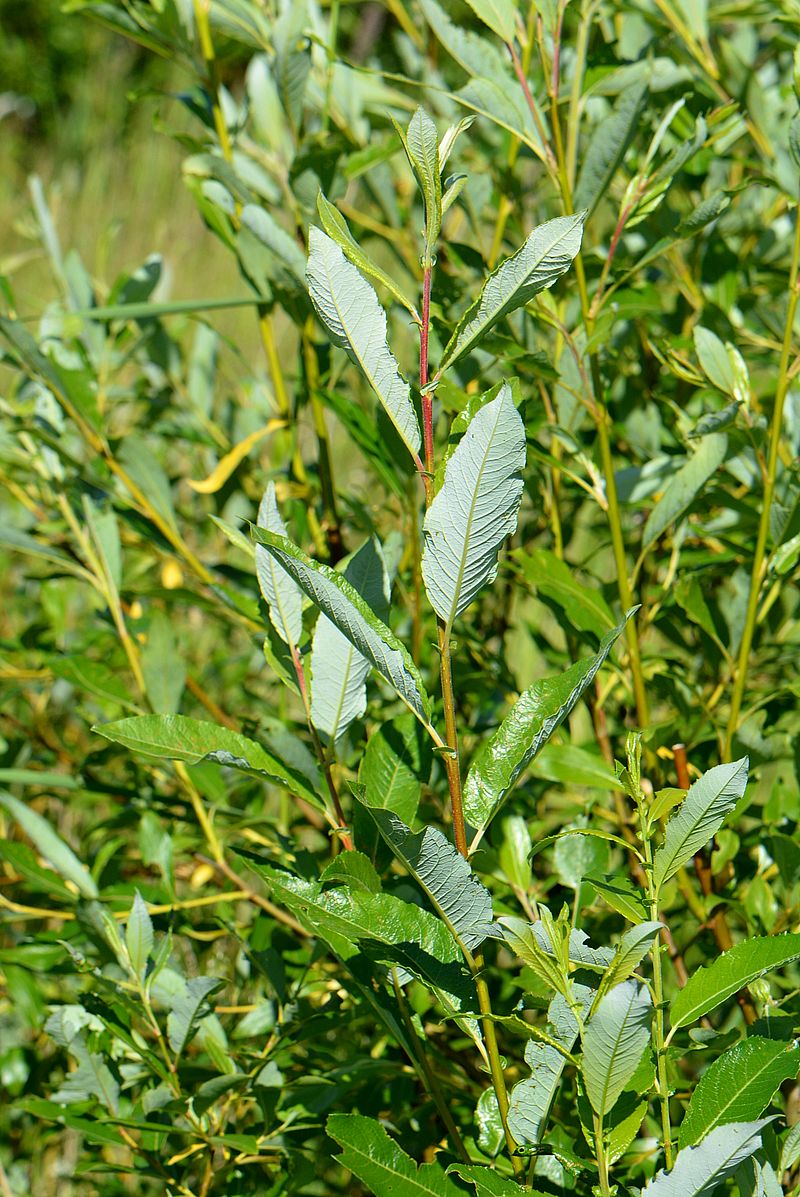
[724, 203, 800, 760]
[594, 1112, 611, 1197]
[528, 9, 649, 728]
[641, 826, 674, 1167]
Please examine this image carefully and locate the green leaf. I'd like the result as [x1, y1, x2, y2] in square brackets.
[463, 615, 631, 837]
[125, 891, 154, 980]
[574, 82, 648, 215]
[679, 1038, 800, 1148]
[249, 860, 475, 1014]
[448, 1163, 548, 1196]
[499, 917, 568, 995]
[554, 827, 609, 890]
[653, 757, 749, 890]
[316, 192, 416, 316]
[306, 226, 421, 462]
[359, 804, 497, 951]
[167, 976, 225, 1056]
[327, 1113, 464, 1196]
[438, 213, 585, 372]
[531, 743, 622, 791]
[141, 610, 185, 715]
[249, 529, 431, 723]
[642, 433, 728, 549]
[643, 1120, 772, 1197]
[461, 0, 517, 40]
[516, 547, 615, 636]
[397, 108, 442, 254]
[237, 202, 306, 299]
[256, 481, 303, 647]
[693, 327, 749, 403]
[586, 874, 648, 923]
[310, 538, 390, 742]
[422, 386, 525, 627]
[94, 714, 323, 809]
[50, 655, 136, 709]
[597, 922, 662, 998]
[498, 815, 533, 892]
[358, 717, 428, 826]
[50, 1036, 120, 1114]
[0, 791, 99, 899]
[670, 933, 800, 1030]
[0, 841, 74, 901]
[582, 980, 652, 1115]
[321, 851, 382, 895]
[508, 988, 588, 1145]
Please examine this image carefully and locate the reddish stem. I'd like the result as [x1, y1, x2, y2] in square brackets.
[420, 263, 434, 481]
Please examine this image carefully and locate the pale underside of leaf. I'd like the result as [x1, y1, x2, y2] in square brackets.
[438, 212, 586, 372]
[256, 481, 303, 646]
[422, 386, 525, 627]
[310, 537, 389, 742]
[653, 757, 749, 890]
[582, 980, 653, 1115]
[306, 226, 421, 460]
[642, 1119, 772, 1197]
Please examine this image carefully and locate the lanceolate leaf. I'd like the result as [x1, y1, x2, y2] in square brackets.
[574, 82, 648, 215]
[421, 387, 525, 627]
[437, 213, 585, 372]
[250, 528, 432, 722]
[0, 791, 99, 900]
[400, 108, 442, 253]
[249, 860, 476, 1014]
[125, 891, 154, 980]
[94, 714, 323, 809]
[327, 1113, 464, 1197]
[167, 976, 225, 1056]
[256, 481, 303, 646]
[463, 614, 632, 838]
[360, 804, 497, 951]
[448, 1164, 548, 1196]
[670, 933, 800, 1030]
[597, 921, 662, 999]
[582, 980, 652, 1115]
[679, 1038, 800, 1148]
[462, 0, 518, 41]
[310, 537, 390, 742]
[642, 433, 728, 549]
[642, 1120, 772, 1197]
[316, 192, 416, 315]
[652, 757, 749, 890]
[508, 988, 590, 1146]
[358, 717, 428, 826]
[306, 226, 421, 461]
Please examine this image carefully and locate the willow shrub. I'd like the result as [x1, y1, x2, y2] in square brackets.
[2, 1, 800, 1195]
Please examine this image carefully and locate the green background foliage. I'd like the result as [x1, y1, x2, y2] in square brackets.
[2, 1, 800, 1195]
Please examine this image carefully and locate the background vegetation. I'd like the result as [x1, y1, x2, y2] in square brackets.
[2, 1, 800, 1195]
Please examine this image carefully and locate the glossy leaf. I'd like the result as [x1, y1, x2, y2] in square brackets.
[463, 615, 631, 837]
[679, 1037, 800, 1148]
[328, 1113, 463, 1196]
[358, 717, 428, 827]
[250, 528, 431, 722]
[94, 714, 322, 808]
[306, 226, 421, 461]
[421, 387, 525, 627]
[438, 213, 585, 372]
[653, 757, 749, 889]
[582, 980, 652, 1115]
[670, 933, 800, 1030]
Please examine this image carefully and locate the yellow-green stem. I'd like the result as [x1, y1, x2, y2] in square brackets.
[724, 203, 800, 760]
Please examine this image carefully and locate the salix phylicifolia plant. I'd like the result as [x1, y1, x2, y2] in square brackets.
[4, 2, 800, 1195]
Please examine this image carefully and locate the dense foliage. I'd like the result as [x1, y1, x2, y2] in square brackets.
[2, 1, 800, 1195]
